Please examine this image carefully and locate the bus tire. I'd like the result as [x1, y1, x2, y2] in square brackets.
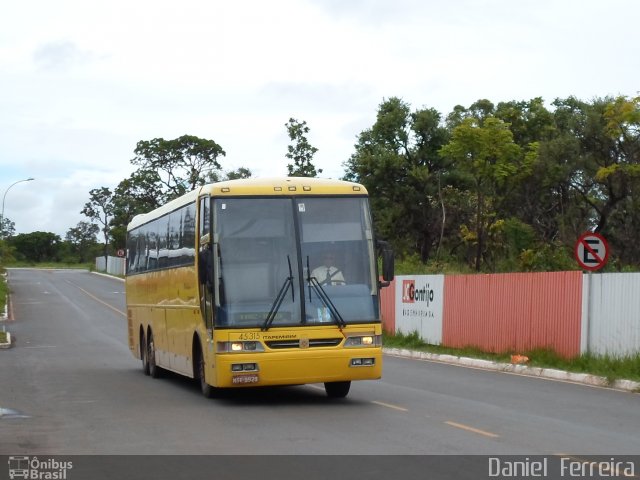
[147, 330, 161, 379]
[324, 381, 351, 398]
[140, 329, 150, 376]
[194, 341, 216, 398]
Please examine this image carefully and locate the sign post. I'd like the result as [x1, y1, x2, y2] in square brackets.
[574, 232, 609, 271]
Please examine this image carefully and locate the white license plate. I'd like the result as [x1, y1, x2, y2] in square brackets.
[232, 374, 259, 385]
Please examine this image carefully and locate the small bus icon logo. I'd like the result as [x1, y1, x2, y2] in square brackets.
[8, 456, 29, 480]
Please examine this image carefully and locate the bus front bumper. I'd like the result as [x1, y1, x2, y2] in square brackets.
[214, 348, 382, 388]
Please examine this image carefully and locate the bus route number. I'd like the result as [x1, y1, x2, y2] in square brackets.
[239, 332, 261, 341]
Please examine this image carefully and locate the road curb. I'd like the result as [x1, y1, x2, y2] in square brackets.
[91, 271, 125, 282]
[383, 347, 640, 393]
[0, 331, 12, 349]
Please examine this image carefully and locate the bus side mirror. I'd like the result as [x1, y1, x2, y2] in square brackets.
[382, 248, 394, 282]
[377, 240, 394, 288]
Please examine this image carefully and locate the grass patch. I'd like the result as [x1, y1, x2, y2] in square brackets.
[383, 331, 640, 383]
[0, 330, 7, 344]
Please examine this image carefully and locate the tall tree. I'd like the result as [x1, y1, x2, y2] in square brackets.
[109, 170, 164, 250]
[440, 116, 522, 271]
[285, 118, 321, 177]
[65, 222, 100, 263]
[493, 98, 568, 245]
[552, 96, 640, 236]
[0, 216, 15, 239]
[344, 97, 451, 261]
[132, 135, 226, 199]
[81, 187, 114, 264]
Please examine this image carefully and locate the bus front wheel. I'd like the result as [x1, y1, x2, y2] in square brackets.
[194, 343, 216, 398]
[147, 331, 161, 378]
[324, 381, 351, 398]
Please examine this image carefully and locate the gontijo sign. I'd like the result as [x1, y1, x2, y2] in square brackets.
[395, 275, 444, 345]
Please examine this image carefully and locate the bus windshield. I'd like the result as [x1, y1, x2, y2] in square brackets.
[213, 196, 379, 328]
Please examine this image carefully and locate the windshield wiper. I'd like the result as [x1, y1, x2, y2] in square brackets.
[306, 256, 346, 329]
[262, 256, 295, 331]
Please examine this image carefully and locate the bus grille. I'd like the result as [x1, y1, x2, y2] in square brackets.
[265, 338, 343, 349]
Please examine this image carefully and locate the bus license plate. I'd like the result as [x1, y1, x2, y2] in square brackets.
[232, 374, 259, 385]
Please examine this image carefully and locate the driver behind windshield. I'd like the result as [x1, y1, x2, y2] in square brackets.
[311, 251, 345, 286]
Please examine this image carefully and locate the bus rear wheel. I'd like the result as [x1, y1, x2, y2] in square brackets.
[140, 331, 150, 376]
[324, 381, 351, 398]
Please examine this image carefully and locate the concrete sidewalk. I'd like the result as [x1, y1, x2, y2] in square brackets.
[384, 347, 640, 393]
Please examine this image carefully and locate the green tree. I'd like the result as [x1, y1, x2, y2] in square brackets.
[344, 97, 451, 261]
[596, 95, 640, 265]
[109, 170, 164, 250]
[285, 118, 321, 177]
[107, 134, 239, 251]
[551, 96, 640, 239]
[0, 216, 15, 239]
[81, 187, 114, 264]
[440, 116, 523, 271]
[65, 221, 100, 263]
[9, 232, 61, 263]
[132, 134, 226, 199]
[207, 166, 253, 182]
[491, 98, 572, 247]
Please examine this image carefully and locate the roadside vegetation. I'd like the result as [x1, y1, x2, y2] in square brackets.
[383, 331, 640, 384]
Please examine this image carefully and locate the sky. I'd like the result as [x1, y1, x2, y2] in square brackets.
[1, 0, 638, 238]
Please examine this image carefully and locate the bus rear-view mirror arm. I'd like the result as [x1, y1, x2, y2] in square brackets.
[377, 240, 394, 288]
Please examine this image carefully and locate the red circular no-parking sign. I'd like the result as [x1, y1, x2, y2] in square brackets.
[574, 232, 609, 271]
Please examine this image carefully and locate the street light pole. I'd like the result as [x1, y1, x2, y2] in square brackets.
[1, 177, 35, 239]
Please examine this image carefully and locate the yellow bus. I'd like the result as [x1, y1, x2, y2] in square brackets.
[125, 177, 393, 398]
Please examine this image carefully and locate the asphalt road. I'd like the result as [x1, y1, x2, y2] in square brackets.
[1, 269, 639, 477]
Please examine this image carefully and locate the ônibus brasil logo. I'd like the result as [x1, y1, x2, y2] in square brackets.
[8, 456, 73, 480]
[402, 280, 434, 305]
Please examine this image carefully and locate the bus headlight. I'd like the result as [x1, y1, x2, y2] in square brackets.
[344, 335, 381, 347]
[217, 341, 265, 353]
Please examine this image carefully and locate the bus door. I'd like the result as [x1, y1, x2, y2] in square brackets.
[198, 196, 214, 336]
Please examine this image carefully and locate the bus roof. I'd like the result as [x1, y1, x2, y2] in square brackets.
[127, 177, 368, 231]
[202, 176, 367, 196]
